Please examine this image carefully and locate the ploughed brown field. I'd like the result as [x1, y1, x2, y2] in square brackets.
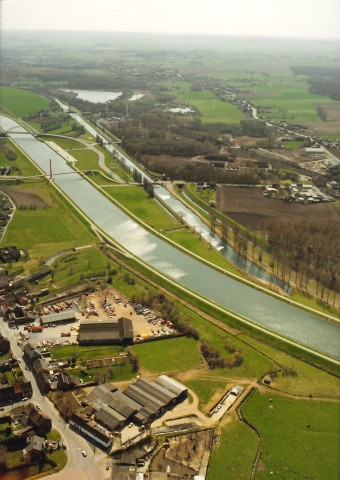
[0, 185, 49, 208]
[217, 186, 340, 231]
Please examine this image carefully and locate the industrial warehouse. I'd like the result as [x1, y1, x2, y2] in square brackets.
[78, 317, 134, 345]
[70, 375, 188, 447]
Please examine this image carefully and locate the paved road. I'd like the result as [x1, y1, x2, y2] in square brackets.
[1, 318, 108, 480]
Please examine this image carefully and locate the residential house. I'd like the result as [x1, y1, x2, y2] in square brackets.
[24, 434, 45, 462]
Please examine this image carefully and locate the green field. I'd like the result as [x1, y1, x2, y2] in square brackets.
[180, 90, 245, 123]
[207, 418, 258, 480]
[132, 336, 201, 374]
[0, 181, 97, 273]
[282, 141, 306, 149]
[51, 247, 113, 289]
[184, 375, 230, 408]
[0, 87, 50, 117]
[242, 392, 340, 480]
[237, 334, 340, 397]
[105, 185, 178, 230]
[242, 85, 337, 123]
[0, 138, 41, 176]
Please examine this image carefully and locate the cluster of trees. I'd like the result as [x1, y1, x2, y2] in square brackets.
[264, 217, 340, 301]
[143, 178, 154, 198]
[200, 339, 243, 369]
[276, 169, 299, 182]
[130, 289, 199, 339]
[38, 116, 64, 132]
[110, 115, 272, 162]
[291, 65, 340, 101]
[127, 349, 139, 372]
[143, 158, 267, 184]
[0, 140, 17, 161]
[112, 120, 216, 158]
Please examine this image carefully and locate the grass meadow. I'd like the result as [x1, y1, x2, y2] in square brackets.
[1, 180, 97, 273]
[242, 85, 337, 123]
[104, 185, 178, 231]
[207, 418, 258, 480]
[132, 336, 202, 374]
[0, 87, 50, 117]
[242, 392, 340, 480]
[178, 90, 245, 123]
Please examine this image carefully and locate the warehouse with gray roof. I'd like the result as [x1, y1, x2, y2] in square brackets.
[81, 375, 188, 431]
[40, 310, 76, 327]
[78, 317, 133, 345]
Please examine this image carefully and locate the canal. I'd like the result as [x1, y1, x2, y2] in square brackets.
[1, 114, 339, 359]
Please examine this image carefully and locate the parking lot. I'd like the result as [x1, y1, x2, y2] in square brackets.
[13, 287, 176, 351]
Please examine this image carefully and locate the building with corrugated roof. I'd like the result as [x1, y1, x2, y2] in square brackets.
[40, 310, 76, 327]
[78, 317, 133, 345]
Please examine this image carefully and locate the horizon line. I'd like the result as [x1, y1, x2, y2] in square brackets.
[2, 29, 340, 42]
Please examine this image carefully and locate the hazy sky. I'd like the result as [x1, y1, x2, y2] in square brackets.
[1, 0, 340, 40]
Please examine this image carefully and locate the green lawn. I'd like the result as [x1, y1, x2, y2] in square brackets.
[242, 391, 340, 480]
[105, 185, 178, 230]
[207, 418, 258, 480]
[184, 376, 230, 408]
[46, 429, 61, 442]
[86, 172, 118, 185]
[47, 137, 85, 150]
[0, 87, 50, 117]
[132, 336, 201, 374]
[69, 363, 135, 383]
[69, 148, 99, 169]
[50, 344, 122, 361]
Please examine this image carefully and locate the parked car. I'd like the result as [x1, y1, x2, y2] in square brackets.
[82, 450, 87, 457]
[106, 463, 110, 471]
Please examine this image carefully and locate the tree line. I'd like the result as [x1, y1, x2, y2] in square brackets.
[264, 217, 340, 301]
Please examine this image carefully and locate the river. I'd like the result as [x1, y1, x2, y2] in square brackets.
[1, 114, 339, 359]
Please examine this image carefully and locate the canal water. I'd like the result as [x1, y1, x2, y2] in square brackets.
[1, 114, 339, 359]
[55, 99, 289, 290]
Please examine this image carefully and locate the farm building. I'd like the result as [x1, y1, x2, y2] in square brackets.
[155, 375, 188, 402]
[78, 317, 133, 345]
[40, 310, 77, 327]
[81, 376, 188, 431]
[82, 384, 139, 430]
